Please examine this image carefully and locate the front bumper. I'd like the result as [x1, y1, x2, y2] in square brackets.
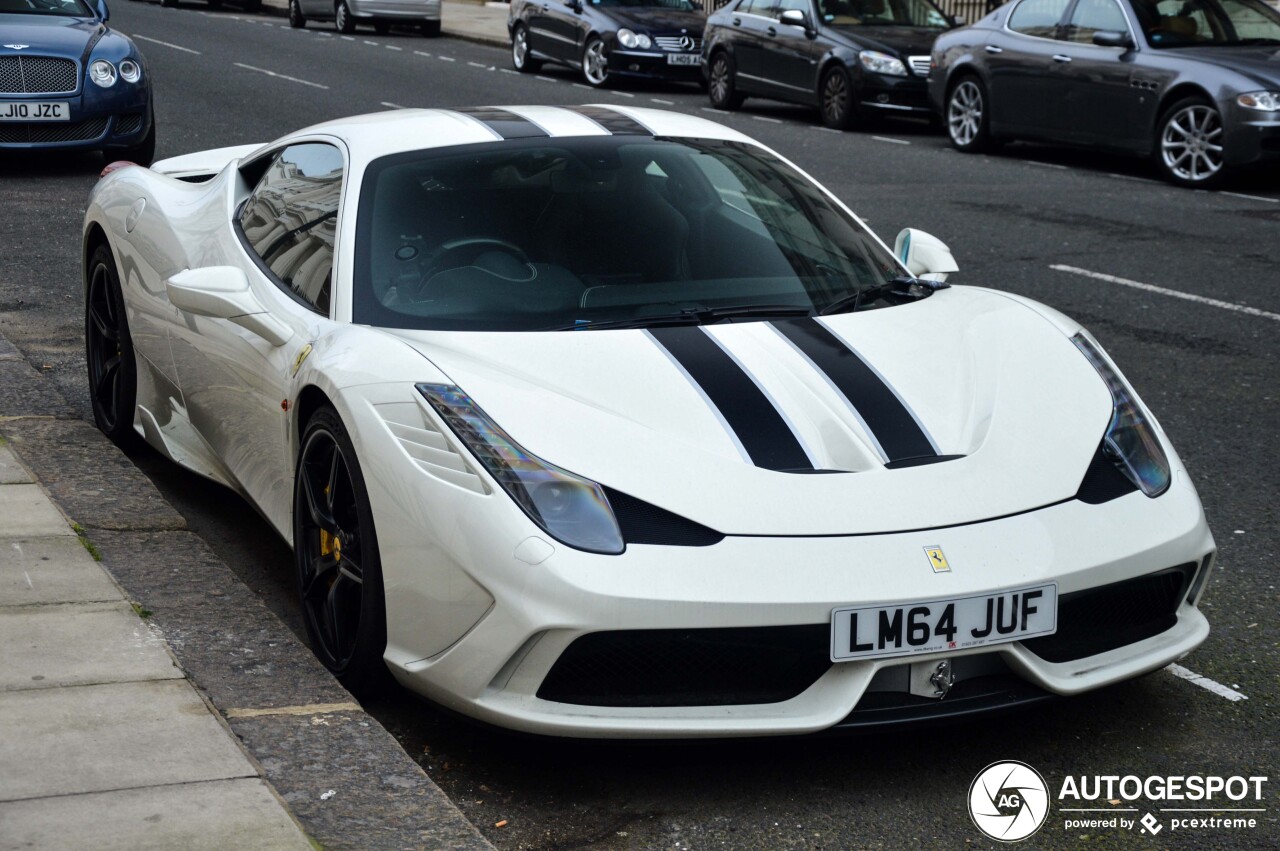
[1221, 98, 1280, 167]
[857, 71, 932, 116]
[0, 84, 151, 152]
[608, 49, 704, 82]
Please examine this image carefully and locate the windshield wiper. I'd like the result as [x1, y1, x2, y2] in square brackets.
[548, 304, 812, 332]
[818, 276, 937, 316]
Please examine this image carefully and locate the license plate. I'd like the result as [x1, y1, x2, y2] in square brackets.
[0, 101, 70, 122]
[666, 54, 701, 66]
[830, 583, 1057, 662]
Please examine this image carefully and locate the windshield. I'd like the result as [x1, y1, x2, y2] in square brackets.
[1131, 0, 1280, 46]
[820, 0, 949, 28]
[0, 0, 94, 15]
[589, 0, 699, 10]
[354, 137, 905, 332]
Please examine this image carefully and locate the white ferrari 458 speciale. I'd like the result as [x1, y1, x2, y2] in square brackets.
[82, 104, 1215, 737]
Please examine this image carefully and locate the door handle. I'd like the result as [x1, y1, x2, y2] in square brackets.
[732, 16, 741, 25]
[1052, 54, 1071, 63]
[984, 45, 1003, 53]
[767, 25, 777, 35]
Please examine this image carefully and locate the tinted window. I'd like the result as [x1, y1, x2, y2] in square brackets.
[1008, 0, 1071, 36]
[776, 0, 810, 14]
[0, 0, 93, 16]
[1133, 0, 1280, 44]
[821, 0, 947, 26]
[1065, 0, 1129, 40]
[239, 144, 342, 315]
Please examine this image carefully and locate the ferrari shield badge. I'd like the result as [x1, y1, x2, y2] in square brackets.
[924, 546, 950, 573]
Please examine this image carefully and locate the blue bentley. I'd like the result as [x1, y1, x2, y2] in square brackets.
[1, 0, 154, 162]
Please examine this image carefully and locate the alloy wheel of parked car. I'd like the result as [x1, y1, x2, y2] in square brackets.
[708, 52, 744, 111]
[85, 245, 138, 447]
[334, 0, 356, 34]
[512, 23, 540, 72]
[288, 0, 305, 28]
[295, 406, 388, 693]
[582, 36, 609, 87]
[1157, 98, 1225, 188]
[819, 67, 855, 130]
[946, 77, 995, 153]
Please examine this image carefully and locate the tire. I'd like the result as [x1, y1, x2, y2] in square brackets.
[113, 119, 156, 166]
[819, 66, 856, 130]
[707, 51, 744, 111]
[373, 20, 389, 34]
[420, 18, 440, 36]
[511, 23, 540, 71]
[294, 405, 390, 695]
[581, 35, 609, 88]
[334, 0, 356, 33]
[85, 244, 138, 448]
[946, 75, 997, 153]
[1154, 96, 1226, 188]
[288, 0, 305, 26]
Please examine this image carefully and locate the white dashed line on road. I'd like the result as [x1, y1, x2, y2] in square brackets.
[381, 101, 406, 109]
[535, 74, 555, 81]
[414, 50, 432, 56]
[753, 115, 782, 123]
[871, 135, 909, 144]
[131, 35, 202, 54]
[467, 61, 487, 68]
[1050, 265, 1280, 322]
[651, 98, 674, 105]
[1028, 160, 1068, 169]
[233, 63, 330, 89]
[439, 55, 456, 62]
[499, 68, 517, 74]
[573, 83, 592, 89]
[341, 35, 355, 41]
[386, 45, 402, 51]
[701, 107, 730, 115]
[812, 125, 842, 133]
[1220, 191, 1279, 204]
[611, 90, 635, 97]
[1167, 664, 1248, 702]
[1106, 172, 1154, 182]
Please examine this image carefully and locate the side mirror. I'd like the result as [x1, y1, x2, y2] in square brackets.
[951, 13, 966, 25]
[166, 267, 293, 347]
[779, 9, 810, 29]
[95, 0, 109, 21]
[564, 0, 582, 10]
[1091, 30, 1133, 48]
[894, 228, 958, 282]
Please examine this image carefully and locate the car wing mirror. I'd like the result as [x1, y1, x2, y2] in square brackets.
[779, 9, 810, 29]
[1092, 30, 1133, 48]
[951, 13, 966, 25]
[166, 267, 294, 347]
[95, 0, 109, 21]
[894, 228, 959, 282]
[564, 0, 582, 10]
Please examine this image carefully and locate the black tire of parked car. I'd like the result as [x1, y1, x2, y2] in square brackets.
[115, 119, 156, 166]
[288, 0, 306, 28]
[85, 244, 139, 449]
[1154, 95, 1227, 189]
[421, 19, 440, 36]
[335, 0, 356, 33]
[945, 74, 998, 153]
[819, 66, 856, 130]
[373, 19, 389, 33]
[707, 51, 745, 111]
[511, 23, 540, 71]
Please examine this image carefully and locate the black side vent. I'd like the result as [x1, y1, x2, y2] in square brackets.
[604, 487, 724, 547]
[1076, 440, 1138, 504]
[175, 173, 216, 183]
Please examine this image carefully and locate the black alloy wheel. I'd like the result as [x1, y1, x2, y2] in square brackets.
[512, 22, 540, 72]
[819, 66, 856, 130]
[85, 244, 138, 447]
[294, 405, 389, 693]
[334, 0, 356, 33]
[288, 0, 306, 28]
[708, 51, 744, 111]
[946, 75, 997, 153]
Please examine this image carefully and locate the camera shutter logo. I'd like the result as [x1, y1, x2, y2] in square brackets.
[968, 761, 1050, 842]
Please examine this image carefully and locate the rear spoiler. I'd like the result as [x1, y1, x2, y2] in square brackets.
[150, 143, 266, 182]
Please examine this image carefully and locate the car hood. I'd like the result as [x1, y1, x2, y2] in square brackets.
[1158, 45, 1280, 85]
[0, 14, 102, 54]
[383, 288, 1112, 536]
[604, 7, 706, 34]
[827, 24, 944, 57]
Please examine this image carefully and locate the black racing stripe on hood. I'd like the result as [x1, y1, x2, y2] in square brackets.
[649, 326, 814, 472]
[561, 105, 653, 136]
[449, 107, 549, 139]
[772, 318, 936, 464]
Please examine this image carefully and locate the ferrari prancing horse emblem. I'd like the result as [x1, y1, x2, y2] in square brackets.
[924, 546, 950, 573]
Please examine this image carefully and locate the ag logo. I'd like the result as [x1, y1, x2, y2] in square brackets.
[968, 761, 1050, 842]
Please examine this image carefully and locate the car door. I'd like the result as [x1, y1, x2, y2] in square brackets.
[986, 0, 1073, 136]
[169, 142, 341, 536]
[765, 0, 827, 101]
[1053, 0, 1148, 147]
[730, 0, 778, 85]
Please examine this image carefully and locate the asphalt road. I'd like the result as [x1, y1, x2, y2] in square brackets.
[1, 2, 1277, 848]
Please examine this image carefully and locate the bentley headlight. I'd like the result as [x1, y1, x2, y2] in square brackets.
[858, 50, 907, 77]
[418, 384, 624, 554]
[618, 28, 651, 49]
[1072, 333, 1170, 497]
[119, 59, 142, 84]
[89, 59, 117, 88]
[1237, 91, 1280, 111]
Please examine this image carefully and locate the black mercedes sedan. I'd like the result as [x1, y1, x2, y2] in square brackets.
[929, 0, 1280, 187]
[509, 0, 707, 88]
[702, 0, 954, 129]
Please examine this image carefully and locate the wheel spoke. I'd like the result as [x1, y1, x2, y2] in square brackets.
[303, 553, 340, 602]
[301, 454, 339, 531]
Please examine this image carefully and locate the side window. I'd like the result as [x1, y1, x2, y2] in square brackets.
[239, 143, 343, 315]
[1065, 0, 1130, 40]
[776, 0, 811, 15]
[1007, 0, 1071, 36]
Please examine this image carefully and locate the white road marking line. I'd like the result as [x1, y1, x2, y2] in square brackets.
[1106, 172, 1153, 182]
[381, 101, 405, 109]
[1220, 191, 1279, 204]
[871, 135, 909, 145]
[499, 67, 517, 74]
[1027, 160, 1067, 169]
[753, 115, 782, 123]
[439, 55, 456, 62]
[535, 74, 555, 81]
[132, 35, 202, 54]
[386, 45, 402, 51]
[467, 61, 487, 68]
[363, 39, 378, 45]
[1167, 664, 1248, 702]
[651, 98, 674, 105]
[812, 125, 842, 133]
[341, 35, 355, 40]
[414, 50, 432, 56]
[1051, 265, 1280, 322]
[233, 63, 329, 89]
[572, 82, 592, 89]
[611, 90, 635, 97]
[317, 32, 332, 37]
[701, 107, 730, 114]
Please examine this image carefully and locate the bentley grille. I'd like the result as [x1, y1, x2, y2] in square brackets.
[0, 55, 79, 95]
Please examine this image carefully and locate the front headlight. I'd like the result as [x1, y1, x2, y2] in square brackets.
[1237, 91, 1280, 111]
[1072, 333, 1170, 498]
[118, 59, 142, 84]
[858, 50, 907, 77]
[89, 59, 117, 88]
[617, 28, 651, 49]
[417, 384, 624, 554]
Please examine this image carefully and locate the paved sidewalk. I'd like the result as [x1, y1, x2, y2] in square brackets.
[0, 444, 313, 850]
